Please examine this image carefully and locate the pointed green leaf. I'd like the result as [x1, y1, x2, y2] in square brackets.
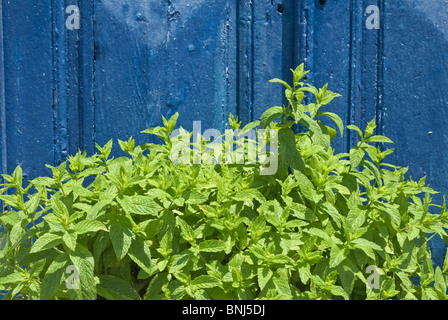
[109, 217, 134, 260]
[69, 245, 96, 300]
[97, 275, 140, 300]
[347, 124, 364, 140]
[40, 254, 69, 300]
[318, 111, 344, 137]
[30, 233, 63, 253]
[191, 275, 221, 290]
[269, 78, 292, 91]
[74, 219, 107, 235]
[260, 106, 284, 129]
[364, 135, 393, 144]
[198, 240, 226, 253]
[128, 239, 152, 274]
[117, 195, 163, 216]
[62, 231, 78, 251]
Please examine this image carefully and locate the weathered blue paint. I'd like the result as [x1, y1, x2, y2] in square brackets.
[2, 0, 55, 180]
[1, 0, 448, 266]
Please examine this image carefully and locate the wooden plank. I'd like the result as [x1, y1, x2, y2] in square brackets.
[380, 0, 448, 266]
[51, 0, 69, 165]
[78, 0, 95, 155]
[295, 0, 353, 154]
[360, 0, 383, 138]
[0, 1, 6, 179]
[2, 0, 55, 179]
[252, 0, 295, 121]
[93, 0, 239, 156]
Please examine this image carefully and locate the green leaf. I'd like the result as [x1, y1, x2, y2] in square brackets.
[278, 128, 302, 174]
[320, 202, 343, 227]
[260, 106, 284, 129]
[191, 275, 221, 290]
[87, 199, 114, 219]
[138, 219, 163, 240]
[30, 233, 63, 253]
[176, 217, 195, 243]
[97, 275, 140, 300]
[0, 231, 9, 259]
[306, 228, 334, 246]
[347, 124, 364, 140]
[164, 112, 179, 134]
[294, 170, 317, 203]
[128, 239, 152, 274]
[144, 272, 169, 300]
[93, 231, 109, 268]
[239, 120, 260, 136]
[349, 147, 365, 169]
[351, 238, 382, 260]
[69, 245, 97, 300]
[329, 245, 348, 268]
[25, 193, 41, 215]
[269, 79, 292, 91]
[373, 202, 401, 227]
[169, 253, 192, 273]
[95, 139, 113, 159]
[337, 258, 359, 296]
[62, 230, 78, 251]
[364, 118, 376, 138]
[12, 165, 23, 186]
[422, 287, 439, 300]
[0, 272, 26, 285]
[443, 249, 448, 273]
[141, 126, 167, 140]
[364, 135, 393, 144]
[40, 254, 69, 300]
[318, 111, 344, 137]
[330, 285, 349, 300]
[117, 195, 163, 216]
[273, 276, 292, 297]
[74, 219, 107, 235]
[318, 88, 341, 106]
[434, 266, 447, 294]
[257, 266, 273, 291]
[198, 240, 226, 253]
[109, 217, 134, 260]
[233, 189, 266, 203]
[184, 190, 208, 205]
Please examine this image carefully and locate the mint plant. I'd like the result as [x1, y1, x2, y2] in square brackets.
[1, 64, 448, 300]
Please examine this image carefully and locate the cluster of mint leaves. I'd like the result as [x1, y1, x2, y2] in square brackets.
[1, 64, 448, 300]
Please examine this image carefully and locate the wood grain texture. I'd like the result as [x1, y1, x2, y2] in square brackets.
[2, 1, 55, 180]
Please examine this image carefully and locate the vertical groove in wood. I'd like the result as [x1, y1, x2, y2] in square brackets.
[66, 0, 81, 157]
[235, 0, 240, 119]
[250, 1, 255, 123]
[50, 0, 57, 166]
[237, 0, 255, 124]
[76, 0, 84, 152]
[224, 5, 232, 129]
[51, 0, 69, 165]
[376, 0, 385, 138]
[295, 0, 314, 105]
[348, 0, 363, 151]
[293, 0, 314, 135]
[221, 2, 238, 131]
[0, 2, 7, 178]
[281, 0, 296, 108]
[92, 0, 96, 149]
[72, 0, 95, 155]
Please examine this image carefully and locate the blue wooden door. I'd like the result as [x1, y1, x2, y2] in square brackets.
[1, 0, 448, 265]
